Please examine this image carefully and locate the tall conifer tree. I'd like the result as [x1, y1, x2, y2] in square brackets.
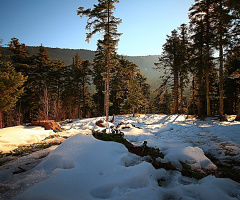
[212, 0, 232, 120]
[189, 0, 215, 117]
[155, 30, 182, 114]
[0, 60, 27, 128]
[77, 0, 122, 121]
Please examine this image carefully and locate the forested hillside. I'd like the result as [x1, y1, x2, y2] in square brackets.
[1, 46, 161, 90]
[1, 0, 240, 128]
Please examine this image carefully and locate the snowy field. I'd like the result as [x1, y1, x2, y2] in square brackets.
[0, 114, 240, 200]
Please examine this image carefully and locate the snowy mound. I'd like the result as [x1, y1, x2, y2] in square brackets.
[15, 134, 240, 200]
[15, 134, 162, 200]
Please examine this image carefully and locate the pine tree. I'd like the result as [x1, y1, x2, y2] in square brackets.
[225, 44, 240, 120]
[178, 24, 190, 114]
[29, 45, 53, 120]
[62, 53, 93, 119]
[155, 30, 182, 114]
[9, 38, 30, 74]
[92, 43, 106, 116]
[211, 0, 232, 120]
[77, 0, 122, 121]
[47, 59, 66, 121]
[189, 0, 215, 117]
[227, 0, 240, 47]
[81, 60, 92, 118]
[119, 59, 150, 116]
[0, 60, 27, 128]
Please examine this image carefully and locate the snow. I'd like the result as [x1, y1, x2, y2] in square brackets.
[1, 114, 240, 200]
[0, 126, 53, 153]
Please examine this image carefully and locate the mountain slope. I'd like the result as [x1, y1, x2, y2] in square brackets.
[1, 46, 161, 90]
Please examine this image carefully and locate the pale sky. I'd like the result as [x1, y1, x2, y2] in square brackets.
[0, 0, 194, 56]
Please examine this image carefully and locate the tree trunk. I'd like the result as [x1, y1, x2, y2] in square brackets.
[82, 76, 86, 118]
[235, 100, 240, 121]
[192, 75, 196, 115]
[206, 1, 211, 117]
[18, 101, 21, 125]
[173, 66, 179, 114]
[0, 111, 3, 128]
[179, 73, 183, 114]
[206, 69, 211, 116]
[219, 7, 224, 120]
[219, 44, 224, 120]
[77, 82, 81, 119]
[198, 78, 203, 117]
[105, 0, 110, 122]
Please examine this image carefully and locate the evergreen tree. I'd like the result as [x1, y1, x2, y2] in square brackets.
[92, 42, 107, 116]
[62, 53, 94, 119]
[153, 88, 172, 114]
[29, 45, 53, 120]
[189, 0, 215, 117]
[155, 30, 182, 114]
[211, 0, 232, 120]
[136, 72, 151, 114]
[121, 62, 140, 116]
[225, 44, 240, 120]
[178, 24, 190, 114]
[48, 59, 66, 121]
[77, 0, 122, 121]
[81, 60, 92, 118]
[8, 38, 33, 122]
[227, 0, 240, 47]
[119, 59, 150, 116]
[0, 60, 27, 128]
[9, 38, 30, 74]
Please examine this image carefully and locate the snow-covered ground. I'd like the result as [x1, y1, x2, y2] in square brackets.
[0, 126, 53, 153]
[0, 114, 240, 200]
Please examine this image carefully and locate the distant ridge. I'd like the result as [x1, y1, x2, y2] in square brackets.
[1, 46, 161, 90]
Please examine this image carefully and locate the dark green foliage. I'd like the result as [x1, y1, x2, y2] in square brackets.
[9, 38, 30, 74]
[78, 0, 122, 121]
[225, 44, 240, 120]
[5, 39, 96, 123]
[62, 53, 95, 119]
[155, 25, 190, 114]
[118, 58, 151, 115]
[0, 60, 27, 128]
[153, 89, 172, 114]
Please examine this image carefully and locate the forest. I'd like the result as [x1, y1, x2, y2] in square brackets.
[0, 0, 240, 128]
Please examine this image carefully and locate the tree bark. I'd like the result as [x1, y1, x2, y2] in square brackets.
[219, 41, 224, 120]
[235, 100, 240, 121]
[219, 1, 224, 120]
[206, 69, 211, 116]
[192, 75, 196, 115]
[105, 0, 110, 122]
[206, 0, 211, 117]
[0, 111, 2, 128]
[179, 73, 183, 114]
[173, 66, 179, 114]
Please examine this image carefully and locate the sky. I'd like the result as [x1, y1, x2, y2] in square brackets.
[0, 0, 194, 56]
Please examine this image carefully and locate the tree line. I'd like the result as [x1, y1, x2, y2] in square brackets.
[153, 0, 240, 120]
[1, 0, 240, 128]
[0, 37, 150, 128]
